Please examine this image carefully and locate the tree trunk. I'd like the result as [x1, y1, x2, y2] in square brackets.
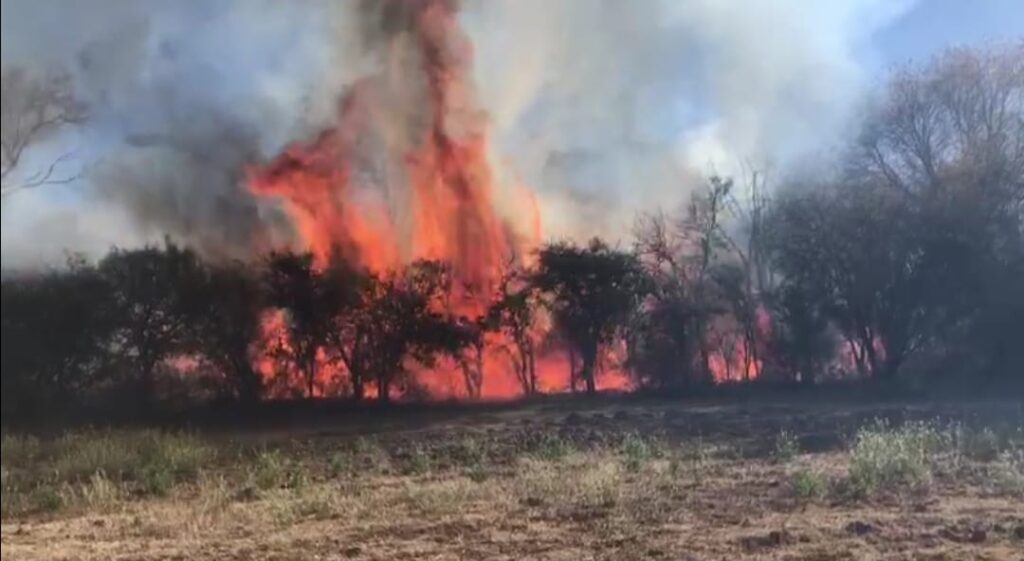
[526, 349, 537, 395]
[235, 360, 262, 403]
[378, 374, 391, 403]
[862, 334, 880, 381]
[305, 358, 317, 399]
[352, 371, 365, 401]
[139, 354, 158, 408]
[581, 339, 598, 395]
[568, 346, 579, 393]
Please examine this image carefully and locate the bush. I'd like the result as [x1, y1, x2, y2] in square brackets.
[847, 421, 942, 495]
[789, 468, 826, 501]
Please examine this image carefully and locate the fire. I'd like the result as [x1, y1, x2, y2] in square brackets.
[248, 0, 543, 399]
[245, 0, 756, 399]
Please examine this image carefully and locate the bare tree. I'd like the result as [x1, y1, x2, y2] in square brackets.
[1, 67, 87, 198]
[856, 44, 1023, 204]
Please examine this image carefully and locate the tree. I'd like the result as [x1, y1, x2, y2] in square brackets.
[532, 239, 649, 394]
[1, 67, 86, 198]
[263, 250, 358, 399]
[1, 256, 113, 418]
[99, 241, 203, 405]
[333, 260, 475, 402]
[485, 260, 541, 395]
[186, 261, 266, 403]
[631, 177, 742, 387]
[765, 185, 935, 381]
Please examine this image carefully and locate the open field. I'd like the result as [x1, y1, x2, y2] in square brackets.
[2, 398, 1023, 560]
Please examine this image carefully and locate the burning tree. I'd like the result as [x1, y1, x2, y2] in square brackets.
[332, 260, 476, 402]
[533, 239, 649, 394]
[263, 250, 360, 398]
[186, 260, 266, 403]
[485, 261, 542, 395]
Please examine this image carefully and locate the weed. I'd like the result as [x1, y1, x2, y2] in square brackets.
[773, 430, 800, 463]
[65, 470, 123, 511]
[250, 449, 307, 490]
[402, 444, 432, 476]
[328, 451, 354, 478]
[140, 464, 175, 497]
[456, 435, 487, 467]
[620, 432, 657, 472]
[1, 434, 40, 467]
[31, 486, 63, 512]
[990, 449, 1024, 497]
[950, 425, 1001, 463]
[532, 433, 573, 461]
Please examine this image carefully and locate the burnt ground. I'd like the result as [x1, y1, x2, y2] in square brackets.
[2, 397, 1023, 560]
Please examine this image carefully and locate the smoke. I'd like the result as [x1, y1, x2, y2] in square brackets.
[466, 0, 917, 238]
[1, 0, 917, 267]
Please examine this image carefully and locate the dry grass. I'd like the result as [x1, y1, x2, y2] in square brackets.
[2, 400, 1023, 560]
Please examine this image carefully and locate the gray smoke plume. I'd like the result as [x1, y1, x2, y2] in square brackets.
[1, 0, 928, 266]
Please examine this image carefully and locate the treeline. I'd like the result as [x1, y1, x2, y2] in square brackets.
[2, 46, 1022, 419]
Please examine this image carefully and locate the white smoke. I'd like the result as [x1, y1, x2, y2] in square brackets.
[2, 0, 922, 266]
[465, 0, 917, 239]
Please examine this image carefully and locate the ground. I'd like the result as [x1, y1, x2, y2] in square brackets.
[2, 397, 1023, 560]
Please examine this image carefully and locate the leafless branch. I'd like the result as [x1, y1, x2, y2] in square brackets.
[1, 66, 87, 197]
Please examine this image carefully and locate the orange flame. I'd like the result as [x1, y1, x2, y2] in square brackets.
[247, 0, 547, 399]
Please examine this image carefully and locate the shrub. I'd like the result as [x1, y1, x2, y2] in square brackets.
[847, 421, 942, 495]
[789, 468, 826, 501]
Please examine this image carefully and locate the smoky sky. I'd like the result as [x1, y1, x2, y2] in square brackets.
[2, 0, 1018, 267]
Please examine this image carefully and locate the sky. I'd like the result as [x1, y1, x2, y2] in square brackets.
[1, 0, 1022, 267]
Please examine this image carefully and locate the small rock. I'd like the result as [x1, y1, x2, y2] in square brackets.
[968, 529, 987, 543]
[1013, 525, 1024, 540]
[341, 547, 361, 558]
